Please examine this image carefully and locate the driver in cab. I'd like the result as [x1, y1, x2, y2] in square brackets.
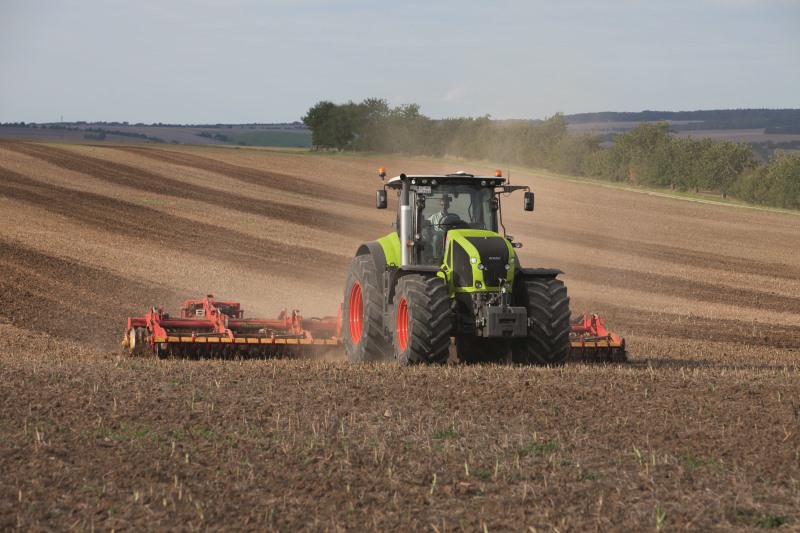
[428, 195, 452, 231]
[425, 195, 458, 264]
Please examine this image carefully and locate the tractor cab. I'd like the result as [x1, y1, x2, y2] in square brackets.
[379, 170, 532, 266]
[414, 182, 497, 265]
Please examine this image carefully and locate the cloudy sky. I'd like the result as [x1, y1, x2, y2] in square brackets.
[1, 0, 798, 124]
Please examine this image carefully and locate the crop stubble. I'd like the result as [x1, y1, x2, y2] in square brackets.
[0, 140, 798, 530]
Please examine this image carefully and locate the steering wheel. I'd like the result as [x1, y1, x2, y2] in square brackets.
[439, 213, 462, 229]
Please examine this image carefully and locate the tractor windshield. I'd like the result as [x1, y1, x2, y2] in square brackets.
[419, 185, 496, 232]
[415, 184, 497, 264]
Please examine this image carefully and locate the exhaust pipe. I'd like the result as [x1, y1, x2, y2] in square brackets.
[399, 173, 411, 267]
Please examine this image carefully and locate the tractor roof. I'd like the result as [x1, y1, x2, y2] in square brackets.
[384, 171, 507, 189]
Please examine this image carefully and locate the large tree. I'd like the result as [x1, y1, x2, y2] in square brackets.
[302, 100, 337, 150]
[697, 140, 755, 197]
[764, 150, 800, 208]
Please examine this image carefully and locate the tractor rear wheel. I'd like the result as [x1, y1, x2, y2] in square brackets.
[393, 274, 451, 365]
[512, 277, 571, 365]
[343, 255, 392, 362]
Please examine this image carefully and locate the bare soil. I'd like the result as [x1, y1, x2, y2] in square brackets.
[1, 140, 799, 531]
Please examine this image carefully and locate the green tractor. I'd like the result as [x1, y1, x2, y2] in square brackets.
[342, 168, 573, 365]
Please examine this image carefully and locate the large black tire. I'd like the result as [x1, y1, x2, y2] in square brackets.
[342, 255, 392, 362]
[393, 274, 451, 365]
[455, 336, 510, 364]
[512, 277, 571, 365]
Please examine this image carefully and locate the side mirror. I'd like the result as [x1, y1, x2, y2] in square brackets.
[523, 191, 534, 211]
[376, 189, 387, 209]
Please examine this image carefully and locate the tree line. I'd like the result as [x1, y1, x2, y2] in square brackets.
[302, 99, 800, 210]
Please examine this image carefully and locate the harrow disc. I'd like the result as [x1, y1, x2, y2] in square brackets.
[127, 327, 147, 356]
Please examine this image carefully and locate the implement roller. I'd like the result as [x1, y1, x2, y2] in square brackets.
[122, 294, 341, 359]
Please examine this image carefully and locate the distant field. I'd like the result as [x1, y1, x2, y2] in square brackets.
[567, 122, 800, 158]
[227, 129, 311, 148]
[673, 128, 800, 144]
[568, 121, 800, 143]
[567, 120, 702, 133]
[0, 124, 311, 147]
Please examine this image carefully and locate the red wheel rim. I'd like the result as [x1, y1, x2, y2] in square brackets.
[396, 297, 409, 351]
[349, 282, 363, 344]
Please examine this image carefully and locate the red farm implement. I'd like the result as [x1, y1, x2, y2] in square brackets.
[123, 295, 624, 362]
[122, 294, 341, 359]
[569, 312, 627, 362]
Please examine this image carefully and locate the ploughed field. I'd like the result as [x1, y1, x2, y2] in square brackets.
[1, 140, 799, 530]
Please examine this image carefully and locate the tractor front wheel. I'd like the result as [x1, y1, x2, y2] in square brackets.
[342, 255, 392, 362]
[512, 277, 571, 365]
[393, 274, 451, 365]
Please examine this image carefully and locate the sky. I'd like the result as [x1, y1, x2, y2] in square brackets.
[1, 0, 798, 124]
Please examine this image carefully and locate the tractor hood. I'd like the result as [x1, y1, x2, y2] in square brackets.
[443, 230, 516, 292]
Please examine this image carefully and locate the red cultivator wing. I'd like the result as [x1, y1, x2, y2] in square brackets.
[124, 296, 625, 363]
[122, 294, 342, 359]
[569, 312, 627, 362]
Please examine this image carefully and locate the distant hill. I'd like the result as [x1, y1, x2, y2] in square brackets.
[565, 109, 800, 134]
